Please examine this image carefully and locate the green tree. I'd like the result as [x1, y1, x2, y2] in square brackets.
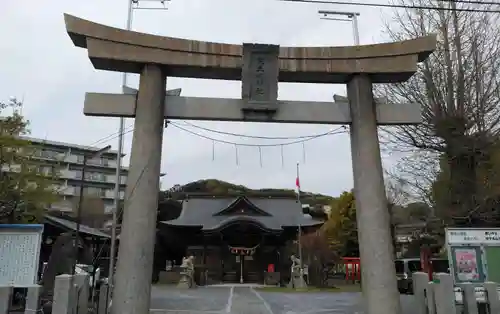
[322, 191, 359, 257]
[0, 97, 60, 223]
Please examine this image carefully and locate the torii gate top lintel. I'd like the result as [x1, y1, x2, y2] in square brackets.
[64, 13, 436, 84]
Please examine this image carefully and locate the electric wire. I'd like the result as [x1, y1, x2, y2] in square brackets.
[279, 0, 500, 13]
[435, 0, 500, 5]
[88, 125, 134, 147]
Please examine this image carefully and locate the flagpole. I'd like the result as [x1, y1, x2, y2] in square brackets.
[296, 162, 303, 267]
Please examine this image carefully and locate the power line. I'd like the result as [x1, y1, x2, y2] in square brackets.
[435, 0, 500, 5]
[279, 0, 500, 13]
[175, 120, 345, 140]
[88, 126, 134, 147]
[169, 122, 347, 147]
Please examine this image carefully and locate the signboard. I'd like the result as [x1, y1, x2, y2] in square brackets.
[446, 228, 500, 245]
[0, 224, 43, 286]
[241, 43, 280, 113]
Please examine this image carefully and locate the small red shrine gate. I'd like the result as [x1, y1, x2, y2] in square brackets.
[342, 257, 361, 282]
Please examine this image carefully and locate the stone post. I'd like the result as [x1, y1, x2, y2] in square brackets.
[461, 283, 478, 314]
[74, 273, 89, 314]
[24, 285, 42, 314]
[0, 286, 13, 314]
[412, 272, 429, 314]
[433, 273, 456, 314]
[98, 284, 109, 314]
[347, 74, 402, 314]
[484, 282, 500, 313]
[425, 282, 436, 314]
[53, 274, 76, 314]
[112, 64, 166, 314]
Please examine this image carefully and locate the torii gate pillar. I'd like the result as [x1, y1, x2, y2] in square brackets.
[63, 13, 436, 314]
[112, 64, 166, 314]
[348, 75, 400, 312]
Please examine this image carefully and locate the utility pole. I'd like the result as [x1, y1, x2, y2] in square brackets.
[318, 10, 360, 45]
[72, 145, 111, 275]
[108, 0, 133, 301]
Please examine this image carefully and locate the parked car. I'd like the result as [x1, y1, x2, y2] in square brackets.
[395, 258, 450, 294]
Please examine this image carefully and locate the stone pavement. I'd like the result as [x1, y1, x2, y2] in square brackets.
[149, 285, 417, 314]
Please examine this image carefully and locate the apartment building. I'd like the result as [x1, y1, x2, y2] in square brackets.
[22, 136, 128, 213]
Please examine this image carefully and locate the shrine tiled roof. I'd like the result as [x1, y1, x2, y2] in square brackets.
[160, 196, 323, 232]
[43, 215, 111, 238]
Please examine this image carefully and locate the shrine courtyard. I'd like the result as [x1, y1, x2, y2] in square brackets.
[149, 285, 417, 314]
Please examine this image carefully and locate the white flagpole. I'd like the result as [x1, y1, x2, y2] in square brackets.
[296, 162, 303, 266]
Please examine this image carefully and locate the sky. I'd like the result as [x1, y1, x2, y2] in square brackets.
[1, 0, 402, 197]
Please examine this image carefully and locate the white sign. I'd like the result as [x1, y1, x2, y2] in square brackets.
[0, 225, 43, 286]
[446, 228, 500, 245]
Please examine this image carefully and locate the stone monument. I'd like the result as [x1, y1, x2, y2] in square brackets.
[40, 232, 92, 312]
[177, 256, 195, 289]
[64, 13, 436, 314]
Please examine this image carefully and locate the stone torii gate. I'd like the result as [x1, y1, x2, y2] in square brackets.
[64, 14, 436, 314]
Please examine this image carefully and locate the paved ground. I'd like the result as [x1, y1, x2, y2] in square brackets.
[150, 285, 417, 314]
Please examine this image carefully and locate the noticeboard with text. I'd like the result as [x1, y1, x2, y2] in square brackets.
[446, 228, 500, 284]
[446, 228, 500, 245]
[0, 224, 43, 286]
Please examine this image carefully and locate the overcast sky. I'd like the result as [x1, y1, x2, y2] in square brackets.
[1, 0, 404, 196]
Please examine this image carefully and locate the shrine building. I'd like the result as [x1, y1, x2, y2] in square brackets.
[159, 195, 323, 285]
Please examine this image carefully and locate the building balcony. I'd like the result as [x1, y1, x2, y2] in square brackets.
[50, 200, 74, 212]
[59, 186, 125, 200]
[63, 154, 124, 170]
[59, 169, 127, 185]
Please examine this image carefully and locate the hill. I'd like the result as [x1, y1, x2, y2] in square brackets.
[161, 179, 335, 213]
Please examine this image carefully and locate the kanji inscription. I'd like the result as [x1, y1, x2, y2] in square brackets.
[241, 43, 280, 112]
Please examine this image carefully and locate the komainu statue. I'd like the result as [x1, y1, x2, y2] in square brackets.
[177, 255, 195, 289]
[287, 254, 307, 289]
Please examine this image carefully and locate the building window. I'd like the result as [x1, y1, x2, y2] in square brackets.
[75, 170, 83, 179]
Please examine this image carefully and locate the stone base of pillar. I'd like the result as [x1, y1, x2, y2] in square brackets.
[177, 272, 196, 289]
[24, 285, 42, 314]
[0, 286, 13, 314]
[287, 271, 307, 290]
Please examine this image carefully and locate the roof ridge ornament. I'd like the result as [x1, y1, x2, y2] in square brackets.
[213, 196, 272, 217]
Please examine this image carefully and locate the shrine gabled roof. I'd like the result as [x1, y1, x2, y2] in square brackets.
[160, 196, 323, 232]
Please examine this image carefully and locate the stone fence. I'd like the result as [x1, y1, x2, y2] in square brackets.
[0, 273, 110, 314]
[413, 272, 500, 314]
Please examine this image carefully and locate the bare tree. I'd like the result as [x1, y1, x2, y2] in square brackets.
[379, 0, 500, 226]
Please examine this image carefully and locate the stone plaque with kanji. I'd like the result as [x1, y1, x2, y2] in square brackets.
[241, 43, 280, 112]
